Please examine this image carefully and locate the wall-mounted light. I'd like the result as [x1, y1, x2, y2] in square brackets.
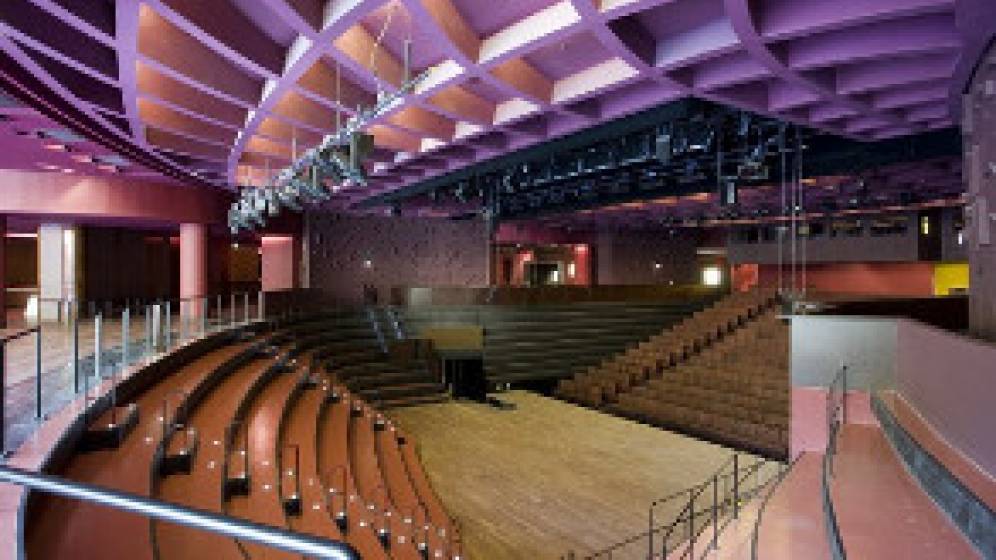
[362, 259, 373, 269]
[702, 266, 722, 287]
[654, 262, 663, 270]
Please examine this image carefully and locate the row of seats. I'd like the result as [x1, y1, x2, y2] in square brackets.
[401, 300, 713, 383]
[25, 315, 460, 559]
[556, 288, 778, 407]
[611, 313, 790, 455]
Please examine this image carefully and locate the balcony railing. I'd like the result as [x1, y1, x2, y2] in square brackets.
[0, 464, 357, 559]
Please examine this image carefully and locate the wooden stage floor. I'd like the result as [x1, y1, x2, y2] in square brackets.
[389, 391, 737, 559]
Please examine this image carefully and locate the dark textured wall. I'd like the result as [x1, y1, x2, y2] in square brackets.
[306, 212, 489, 303]
[83, 228, 177, 302]
[595, 229, 700, 285]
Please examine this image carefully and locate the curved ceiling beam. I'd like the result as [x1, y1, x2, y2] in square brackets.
[0, 34, 215, 187]
[116, 0, 146, 146]
[226, 0, 379, 184]
[723, 0, 914, 138]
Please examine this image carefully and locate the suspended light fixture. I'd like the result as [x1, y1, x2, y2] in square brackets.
[228, 0, 428, 233]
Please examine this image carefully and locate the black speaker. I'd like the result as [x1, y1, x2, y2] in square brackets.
[720, 180, 738, 206]
[348, 132, 374, 171]
[655, 134, 671, 165]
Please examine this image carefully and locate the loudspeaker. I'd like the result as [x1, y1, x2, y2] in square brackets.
[655, 134, 671, 165]
[348, 132, 374, 171]
[720, 180, 738, 206]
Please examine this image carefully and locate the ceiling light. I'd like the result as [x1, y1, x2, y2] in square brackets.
[43, 143, 66, 151]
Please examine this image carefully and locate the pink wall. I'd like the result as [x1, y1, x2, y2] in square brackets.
[261, 235, 297, 291]
[0, 170, 227, 225]
[571, 244, 591, 286]
[791, 388, 877, 458]
[758, 262, 935, 296]
[732, 263, 759, 292]
[896, 320, 996, 477]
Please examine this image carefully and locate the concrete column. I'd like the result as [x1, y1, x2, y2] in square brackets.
[180, 223, 207, 316]
[261, 235, 297, 292]
[965, 43, 996, 341]
[37, 224, 81, 322]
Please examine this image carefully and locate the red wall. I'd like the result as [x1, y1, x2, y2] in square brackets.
[757, 262, 935, 296]
[261, 235, 298, 292]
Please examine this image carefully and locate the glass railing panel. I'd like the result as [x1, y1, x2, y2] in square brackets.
[1, 293, 264, 456]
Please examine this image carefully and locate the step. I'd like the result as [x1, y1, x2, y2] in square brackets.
[154, 349, 283, 559]
[357, 383, 446, 401]
[378, 394, 452, 409]
[26, 339, 258, 560]
[348, 371, 437, 391]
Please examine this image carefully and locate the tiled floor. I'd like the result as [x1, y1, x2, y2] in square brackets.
[831, 424, 980, 559]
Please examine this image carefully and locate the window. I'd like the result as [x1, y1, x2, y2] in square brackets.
[702, 266, 723, 287]
[869, 216, 909, 236]
[735, 228, 759, 243]
[831, 219, 864, 237]
[797, 221, 825, 238]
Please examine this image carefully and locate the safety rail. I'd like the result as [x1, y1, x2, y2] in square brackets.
[0, 326, 41, 453]
[822, 365, 848, 560]
[0, 290, 321, 456]
[0, 464, 358, 559]
[566, 452, 784, 559]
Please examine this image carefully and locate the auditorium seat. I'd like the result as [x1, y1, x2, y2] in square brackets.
[402, 300, 715, 384]
[560, 290, 788, 457]
[557, 288, 777, 407]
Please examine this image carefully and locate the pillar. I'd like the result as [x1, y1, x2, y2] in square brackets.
[965, 42, 996, 341]
[261, 235, 298, 292]
[37, 224, 81, 322]
[180, 223, 207, 316]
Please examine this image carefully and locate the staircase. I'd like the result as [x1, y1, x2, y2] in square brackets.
[313, 309, 448, 409]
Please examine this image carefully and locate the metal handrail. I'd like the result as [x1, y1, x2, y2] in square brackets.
[822, 365, 848, 560]
[579, 453, 776, 559]
[0, 465, 358, 559]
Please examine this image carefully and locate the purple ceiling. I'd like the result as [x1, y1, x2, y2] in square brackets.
[0, 0, 992, 215]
